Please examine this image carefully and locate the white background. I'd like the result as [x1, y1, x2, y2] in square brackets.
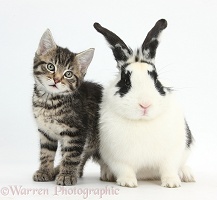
[0, 0, 217, 199]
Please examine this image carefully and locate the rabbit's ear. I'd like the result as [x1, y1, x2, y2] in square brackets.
[94, 23, 132, 65]
[142, 19, 167, 62]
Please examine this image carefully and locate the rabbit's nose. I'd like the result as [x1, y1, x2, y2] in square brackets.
[139, 104, 151, 110]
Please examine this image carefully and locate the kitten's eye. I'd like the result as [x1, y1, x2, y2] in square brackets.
[46, 63, 55, 72]
[64, 71, 73, 79]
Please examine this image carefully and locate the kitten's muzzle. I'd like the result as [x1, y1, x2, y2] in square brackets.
[54, 78, 61, 84]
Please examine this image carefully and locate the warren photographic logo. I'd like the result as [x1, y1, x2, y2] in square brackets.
[0, 185, 120, 199]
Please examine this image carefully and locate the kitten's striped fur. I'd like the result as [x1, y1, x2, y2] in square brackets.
[32, 30, 102, 185]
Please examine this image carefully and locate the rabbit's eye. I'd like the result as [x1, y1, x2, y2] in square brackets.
[125, 79, 131, 86]
[121, 70, 132, 87]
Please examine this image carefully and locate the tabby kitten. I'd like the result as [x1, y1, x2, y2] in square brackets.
[32, 29, 102, 186]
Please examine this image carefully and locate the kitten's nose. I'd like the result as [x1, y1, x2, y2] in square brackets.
[54, 78, 61, 84]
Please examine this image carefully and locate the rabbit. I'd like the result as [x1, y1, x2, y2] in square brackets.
[94, 19, 195, 188]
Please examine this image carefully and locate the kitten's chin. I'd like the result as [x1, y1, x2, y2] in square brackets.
[35, 78, 74, 95]
[37, 83, 72, 95]
[45, 86, 73, 95]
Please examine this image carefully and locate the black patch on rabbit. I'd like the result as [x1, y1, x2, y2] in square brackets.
[115, 69, 132, 97]
[148, 70, 166, 96]
[185, 122, 193, 148]
[93, 23, 133, 64]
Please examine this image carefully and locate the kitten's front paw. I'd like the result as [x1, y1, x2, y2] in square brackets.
[161, 176, 181, 188]
[55, 173, 77, 186]
[78, 171, 83, 178]
[33, 170, 55, 182]
[117, 177, 138, 188]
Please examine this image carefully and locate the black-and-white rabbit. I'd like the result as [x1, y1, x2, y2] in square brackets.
[94, 19, 195, 188]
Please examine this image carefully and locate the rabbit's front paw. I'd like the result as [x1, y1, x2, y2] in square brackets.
[117, 177, 138, 188]
[179, 166, 195, 182]
[161, 176, 181, 188]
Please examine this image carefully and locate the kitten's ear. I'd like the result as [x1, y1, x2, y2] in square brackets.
[75, 48, 95, 75]
[36, 29, 57, 55]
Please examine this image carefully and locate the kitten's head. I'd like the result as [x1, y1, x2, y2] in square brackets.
[33, 29, 94, 94]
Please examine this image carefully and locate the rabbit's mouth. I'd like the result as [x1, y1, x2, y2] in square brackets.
[139, 104, 150, 115]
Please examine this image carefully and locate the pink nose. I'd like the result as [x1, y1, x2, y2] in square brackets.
[54, 78, 60, 84]
[139, 104, 151, 110]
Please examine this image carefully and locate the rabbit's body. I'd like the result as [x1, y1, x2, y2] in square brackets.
[100, 90, 186, 171]
[100, 63, 193, 187]
[94, 19, 195, 188]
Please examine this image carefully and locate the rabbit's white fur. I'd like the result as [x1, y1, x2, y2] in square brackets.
[99, 63, 194, 188]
